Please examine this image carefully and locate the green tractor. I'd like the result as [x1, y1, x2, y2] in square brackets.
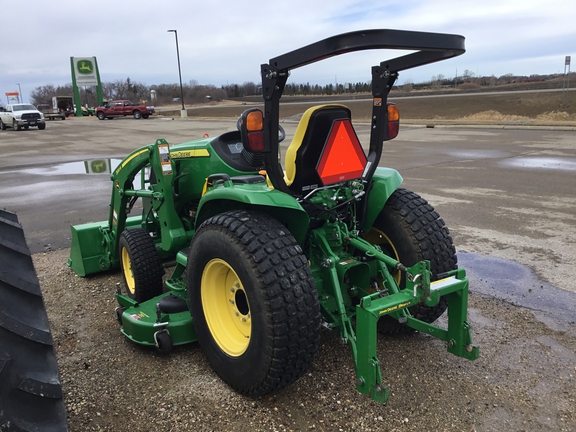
[68, 29, 478, 403]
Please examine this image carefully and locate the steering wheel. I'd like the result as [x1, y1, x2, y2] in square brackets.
[236, 118, 286, 143]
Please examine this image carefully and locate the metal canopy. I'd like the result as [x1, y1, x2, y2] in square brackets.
[260, 29, 466, 194]
[268, 29, 465, 73]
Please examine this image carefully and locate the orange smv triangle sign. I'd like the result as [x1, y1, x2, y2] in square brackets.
[316, 119, 367, 185]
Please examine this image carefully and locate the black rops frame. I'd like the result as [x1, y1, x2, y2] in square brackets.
[258, 29, 465, 193]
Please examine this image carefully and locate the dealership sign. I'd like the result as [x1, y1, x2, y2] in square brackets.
[73, 57, 99, 86]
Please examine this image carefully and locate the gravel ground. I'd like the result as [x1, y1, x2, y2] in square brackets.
[4, 102, 574, 430]
[34, 249, 576, 432]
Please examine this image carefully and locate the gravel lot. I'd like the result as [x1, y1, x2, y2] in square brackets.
[2, 103, 575, 431]
[35, 249, 576, 432]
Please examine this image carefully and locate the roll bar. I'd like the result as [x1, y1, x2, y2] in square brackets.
[259, 29, 465, 192]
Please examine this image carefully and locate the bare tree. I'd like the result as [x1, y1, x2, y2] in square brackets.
[29, 84, 73, 105]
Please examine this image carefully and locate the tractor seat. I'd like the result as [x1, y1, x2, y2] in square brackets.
[284, 104, 367, 195]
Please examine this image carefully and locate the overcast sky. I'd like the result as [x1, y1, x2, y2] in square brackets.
[1, 0, 574, 104]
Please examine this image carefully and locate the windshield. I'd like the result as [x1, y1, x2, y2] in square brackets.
[12, 104, 37, 111]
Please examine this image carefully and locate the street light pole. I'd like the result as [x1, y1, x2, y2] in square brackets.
[16, 83, 22, 103]
[167, 29, 186, 118]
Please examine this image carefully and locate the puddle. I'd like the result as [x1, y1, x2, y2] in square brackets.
[18, 159, 123, 176]
[458, 251, 576, 332]
[500, 157, 576, 171]
[447, 150, 510, 159]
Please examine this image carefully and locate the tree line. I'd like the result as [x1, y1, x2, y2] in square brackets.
[28, 72, 571, 107]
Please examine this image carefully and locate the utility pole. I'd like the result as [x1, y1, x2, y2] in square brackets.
[16, 83, 22, 103]
[167, 29, 187, 118]
[563, 56, 571, 94]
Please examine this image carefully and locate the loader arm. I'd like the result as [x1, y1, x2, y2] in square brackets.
[68, 139, 189, 275]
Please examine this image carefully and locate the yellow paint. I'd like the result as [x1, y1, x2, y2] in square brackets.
[379, 301, 411, 315]
[115, 148, 149, 175]
[170, 149, 210, 159]
[121, 247, 135, 295]
[284, 104, 348, 186]
[201, 259, 251, 357]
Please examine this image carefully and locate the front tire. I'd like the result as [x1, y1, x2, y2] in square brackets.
[13, 119, 21, 131]
[364, 188, 457, 332]
[38, 123, 46, 130]
[187, 210, 320, 397]
[133, 110, 142, 119]
[97, 112, 106, 120]
[119, 228, 164, 303]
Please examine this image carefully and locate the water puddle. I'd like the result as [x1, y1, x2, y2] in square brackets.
[500, 157, 576, 171]
[447, 150, 510, 159]
[458, 251, 576, 332]
[19, 159, 123, 176]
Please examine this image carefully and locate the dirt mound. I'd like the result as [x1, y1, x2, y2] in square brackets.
[461, 110, 576, 122]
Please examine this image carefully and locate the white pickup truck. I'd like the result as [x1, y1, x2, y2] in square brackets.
[0, 104, 46, 130]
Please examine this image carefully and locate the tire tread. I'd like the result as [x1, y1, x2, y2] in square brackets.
[0, 209, 67, 431]
[119, 228, 163, 302]
[375, 188, 457, 330]
[191, 210, 321, 397]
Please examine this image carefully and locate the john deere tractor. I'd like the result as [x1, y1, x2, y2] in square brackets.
[68, 29, 479, 403]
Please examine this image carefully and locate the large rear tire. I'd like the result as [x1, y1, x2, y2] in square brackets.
[0, 210, 67, 431]
[187, 210, 320, 397]
[119, 228, 164, 303]
[0, 119, 6, 130]
[364, 188, 457, 333]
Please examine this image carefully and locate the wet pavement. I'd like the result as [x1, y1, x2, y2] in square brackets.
[2, 116, 575, 431]
[0, 116, 575, 296]
[459, 252, 576, 332]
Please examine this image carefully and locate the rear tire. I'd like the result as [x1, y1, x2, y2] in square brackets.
[364, 188, 457, 333]
[0, 210, 68, 431]
[119, 228, 164, 303]
[187, 210, 320, 397]
[0, 119, 6, 130]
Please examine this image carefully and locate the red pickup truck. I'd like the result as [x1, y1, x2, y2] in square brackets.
[96, 100, 154, 120]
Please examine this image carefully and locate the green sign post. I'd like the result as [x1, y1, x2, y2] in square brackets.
[70, 57, 103, 117]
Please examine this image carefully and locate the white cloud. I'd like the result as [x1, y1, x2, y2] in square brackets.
[1, 0, 573, 103]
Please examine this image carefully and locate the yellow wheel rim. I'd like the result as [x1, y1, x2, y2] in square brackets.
[121, 247, 136, 295]
[201, 259, 251, 357]
[363, 228, 402, 285]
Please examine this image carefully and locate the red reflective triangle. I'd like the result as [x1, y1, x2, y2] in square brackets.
[316, 119, 366, 185]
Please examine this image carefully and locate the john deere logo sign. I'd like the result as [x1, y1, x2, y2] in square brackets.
[73, 57, 99, 86]
[77, 60, 94, 75]
[84, 159, 110, 174]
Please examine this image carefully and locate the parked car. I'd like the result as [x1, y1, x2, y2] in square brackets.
[95, 100, 154, 120]
[0, 104, 46, 130]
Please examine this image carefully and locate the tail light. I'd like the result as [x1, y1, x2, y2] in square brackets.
[387, 103, 399, 139]
[239, 108, 265, 152]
